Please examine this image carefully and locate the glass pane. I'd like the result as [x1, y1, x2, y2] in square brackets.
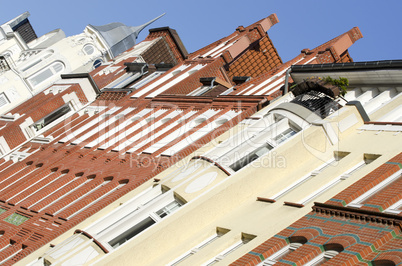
[109, 217, 156, 248]
[0, 93, 9, 108]
[29, 68, 53, 86]
[274, 128, 296, 144]
[93, 59, 103, 69]
[52, 62, 64, 73]
[156, 200, 181, 218]
[230, 143, 273, 172]
[83, 45, 95, 55]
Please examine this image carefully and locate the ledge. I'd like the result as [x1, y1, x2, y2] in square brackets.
[284, 201, 304, 208]
[313, 202, 402, 228]
[257, 197, 276, 203]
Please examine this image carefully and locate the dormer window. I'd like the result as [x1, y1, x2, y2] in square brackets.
[32, 103, 72, 131]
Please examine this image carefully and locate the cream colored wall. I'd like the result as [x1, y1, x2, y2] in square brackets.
[96, 103, 402, 266]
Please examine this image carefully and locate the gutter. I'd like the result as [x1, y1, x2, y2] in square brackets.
[291, 60, 402, 73]
[284, 67, 292, 94]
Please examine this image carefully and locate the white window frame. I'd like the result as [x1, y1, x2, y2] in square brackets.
[130, 71, 164, 89]
[384, 198, 402, 215]
[78, 185, 183, 251]
[27, 61, 65, 87]
[105, 192, 183, 250]
[202, 234, 255, 266]
[219, 117, 300, 172]
[348, 169, 402, 209]
[31, 102, 73, 132]
[298, 161, 369, 205]
[168, 228, 230, 266]
[258, 242, 303, 266]
[270, 156, 342, 201]
[82, 44, 95, 55]
[304, 250, 339, 266]
[0, 92, 10, 109]
[106, 72, 141, 89]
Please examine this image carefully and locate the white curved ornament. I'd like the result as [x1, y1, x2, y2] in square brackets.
[171, 164, 202, 183]
[185, 172, 217, 194]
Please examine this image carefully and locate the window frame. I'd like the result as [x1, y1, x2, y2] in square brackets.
[168, 228, 230, 266]
[31, 103, 72, 132]
[0, 92, 10, 109]
[347, 169, 402, 209]
[27, 61, 65, 87]
[258, 242, 303, 266]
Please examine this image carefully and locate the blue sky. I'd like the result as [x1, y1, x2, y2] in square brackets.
[1, 0, 401, 62]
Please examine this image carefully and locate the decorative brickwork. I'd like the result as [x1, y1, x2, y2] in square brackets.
[232, 154, 402, 266]
[226, 36, 282, 81]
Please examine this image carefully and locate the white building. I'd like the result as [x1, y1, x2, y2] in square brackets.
[0, 12, 163, 116]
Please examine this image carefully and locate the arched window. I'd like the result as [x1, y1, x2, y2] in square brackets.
[83, 44, 95, 55]
[28, 61, 65, 87]
[372, 259, 396, 266]
[258, 236, 307, 266]
[93, 59, 103, 69]
[20, 50, 54, 72]
[305, 243, 344, 266]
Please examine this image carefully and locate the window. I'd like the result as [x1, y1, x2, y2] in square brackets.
[384, 199, 402, 215]
[305, 250, 340, 266]
[229, 142, 274, 172]
[168, 228, 230, 266]
[203, 233, 256, 265]
[20, 50, 53, 72]
[83, 44, 95, 55]
[106, 72, 141, 89]
[0, 93, 10, 108]
[305, 244, 343, 266]
[270, 151, 350, 201]
[32, 103, 72, 131]
[28, 61, 65, 87]
[298, 155, 379, 206]
[348, 169, 401, 209]
[258, 242, 304, 266]
[93, 59, 103, 69]
[219, 117, 299, 172]
[109, 217, 156, 248]
[107, 196, 184, 249]
[130, 71, 164, 89]
[78, 185, 184, 251]
[187, 85, 212, 96]
[273, 128, 297, 144]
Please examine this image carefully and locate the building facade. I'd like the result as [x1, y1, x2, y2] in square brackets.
[17, 17, 378, 266]
[0, 13, 293, 264]
[0, 12, 163, 117]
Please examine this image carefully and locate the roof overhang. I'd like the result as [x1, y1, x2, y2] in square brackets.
[290, 60, 402, 86]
